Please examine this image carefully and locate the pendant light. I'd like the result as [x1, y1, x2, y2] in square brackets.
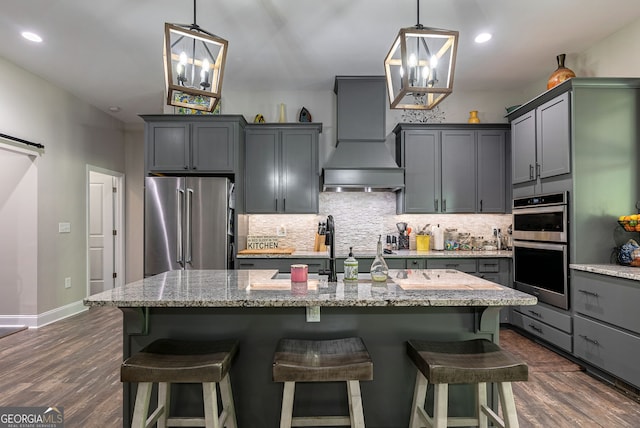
[384, 0, 458, 110]
[164, 0, 228, 112]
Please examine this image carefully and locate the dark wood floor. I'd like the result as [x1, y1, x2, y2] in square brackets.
[1, 307, 639, 427]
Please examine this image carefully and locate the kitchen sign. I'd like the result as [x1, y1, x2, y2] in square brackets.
[247, 236, 279, 250]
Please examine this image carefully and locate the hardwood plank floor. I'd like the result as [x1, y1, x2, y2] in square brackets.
[1, 307, 639, 427]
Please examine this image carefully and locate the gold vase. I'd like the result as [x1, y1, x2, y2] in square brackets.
[547, 54, 576, 90]
[468, 110, 480, 123]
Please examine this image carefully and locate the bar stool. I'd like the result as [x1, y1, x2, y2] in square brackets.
[272, 337, 373, 428]
[406, 339, 528, 428]
[121, 338, 239, 428]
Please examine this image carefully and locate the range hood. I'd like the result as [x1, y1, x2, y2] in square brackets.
[322, 76, 404, 192]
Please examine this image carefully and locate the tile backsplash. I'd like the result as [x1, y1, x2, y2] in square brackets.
[242, 193, 512, 255]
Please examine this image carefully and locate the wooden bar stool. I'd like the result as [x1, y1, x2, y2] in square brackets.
[121, 338, 238, 428]
[272, 337, 373, 428]
[406, 339, 528, 428]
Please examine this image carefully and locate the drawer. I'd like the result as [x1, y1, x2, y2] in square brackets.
[237, 258, 326, 273]
[574, 314, 640, 389]
[477, 258, 502, 273]
[572, 270, 640, 334]
[406, 258, 426, 269]
[514, 302, 572, 333]
[427, 258, 477, 273]
[510, 311, 573, 353]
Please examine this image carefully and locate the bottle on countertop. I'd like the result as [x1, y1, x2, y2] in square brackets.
[370, 235, 389, 282]
[432, 224, 444, 251]
[344, 247, 359, 281]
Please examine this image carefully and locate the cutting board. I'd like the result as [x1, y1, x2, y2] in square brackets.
[238, 248, 296, 255]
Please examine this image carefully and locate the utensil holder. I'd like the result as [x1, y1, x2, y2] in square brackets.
[416, 235, 430, 251]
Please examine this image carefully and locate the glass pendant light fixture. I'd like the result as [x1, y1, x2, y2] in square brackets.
[384, 0, 458, 110]
[164, 0, 228, 112]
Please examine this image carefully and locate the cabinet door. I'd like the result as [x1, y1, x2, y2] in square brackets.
[441, 131, 475, 213]
[281, 129, 318, 213]
[477, 131, 506, 212]
[146, 122, 190, 171]
[403, 131, 440, 213]
[245, 130, 279, 213]
[511, 111, 536, 184]
[537, 92, 571, 179]
[191, 122, 235, 172]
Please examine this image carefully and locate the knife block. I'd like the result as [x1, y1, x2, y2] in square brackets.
[314, 233, 327, 252]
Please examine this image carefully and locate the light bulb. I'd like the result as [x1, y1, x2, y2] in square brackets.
[408, 54, 417, 68]
[430, 55, 438, 68]
[179, 52, 188, 66]
[201, 58, 210, 80]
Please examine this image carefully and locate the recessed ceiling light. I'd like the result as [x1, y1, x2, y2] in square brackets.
[21, 31, 43, 43]
[474, 33, 492, 44]
[108, 106, 122, 113]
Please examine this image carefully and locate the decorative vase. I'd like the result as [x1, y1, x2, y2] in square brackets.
[468, 110, 480, 123]
[278, 103, 286, 123]
[547, 54, 576, 90]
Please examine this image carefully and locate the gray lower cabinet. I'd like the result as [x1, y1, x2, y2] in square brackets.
[142, 115, 244, 174]
[394, 124, 509, 214]
[237, 258, 327, 273]
[510, 302, 573, 352]
[572, 270, 640, 389]
[245, 124, 321, 213]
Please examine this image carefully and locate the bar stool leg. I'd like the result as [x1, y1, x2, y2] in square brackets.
[157, 382, 169, 428]
[280, 381, 295, 428]
[497, 383, 519, 428]
[409, 370, 428, 428]
[477, 382, 488, 428]
[219, 374, 238, 428]
[433, 383, 448, 428]
[131, 382, 152, 428]
[347, 380, 365, 428]
[203, 382, 220, 428]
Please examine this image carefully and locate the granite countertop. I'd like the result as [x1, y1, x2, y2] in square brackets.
[237, 250, 513, 259]
[570, 264, 640, 281]
[83, 269, 535, 308]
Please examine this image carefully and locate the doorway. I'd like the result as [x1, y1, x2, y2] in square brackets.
[87, 166, 125, 295]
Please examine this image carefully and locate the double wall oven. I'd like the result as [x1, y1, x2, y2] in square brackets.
[512, 192, 569, 310]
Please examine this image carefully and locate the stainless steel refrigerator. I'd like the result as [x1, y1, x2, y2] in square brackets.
[144, 176, 234, 276]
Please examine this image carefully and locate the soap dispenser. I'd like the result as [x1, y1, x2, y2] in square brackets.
[370, 235, 389, 282]
[344, 247, 359, 281]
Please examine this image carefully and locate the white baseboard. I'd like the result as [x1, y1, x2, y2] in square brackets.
[0, 300, 88, 329]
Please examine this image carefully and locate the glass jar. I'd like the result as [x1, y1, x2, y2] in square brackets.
[370, 236, 389, 282]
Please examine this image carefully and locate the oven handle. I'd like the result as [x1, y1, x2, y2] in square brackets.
[512, 205, 567, 215]
[512, 240, 567, 251]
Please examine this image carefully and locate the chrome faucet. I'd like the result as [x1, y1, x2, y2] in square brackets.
[323, 215, 337, 282]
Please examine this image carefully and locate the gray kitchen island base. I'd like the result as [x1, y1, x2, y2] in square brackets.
[121, 305, 502, 428]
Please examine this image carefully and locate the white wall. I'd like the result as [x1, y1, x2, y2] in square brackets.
[0, 56, 126, 321]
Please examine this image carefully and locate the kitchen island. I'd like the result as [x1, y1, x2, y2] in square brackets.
[84, 269, 535, 427]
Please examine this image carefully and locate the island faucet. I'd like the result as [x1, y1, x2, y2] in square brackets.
[323, 215, 338, 282]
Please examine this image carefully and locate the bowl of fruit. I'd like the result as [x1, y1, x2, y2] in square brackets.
[618, 214, 640, 232]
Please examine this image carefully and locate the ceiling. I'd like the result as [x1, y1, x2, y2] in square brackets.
[1, 0, 639, 125]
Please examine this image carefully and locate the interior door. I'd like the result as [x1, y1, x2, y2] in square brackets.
[89, 171, 114, 293]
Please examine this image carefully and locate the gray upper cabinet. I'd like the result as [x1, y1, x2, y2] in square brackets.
[245, 124, 321, 214]
[142, 115, 245, 174]
[395, 124, 509, 214]
[511, 92, 571, 192]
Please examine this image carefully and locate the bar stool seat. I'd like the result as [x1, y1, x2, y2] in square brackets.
[273, 337, 373, 428]
[407, 339, 528, 428]
[121, 338, 238, 428]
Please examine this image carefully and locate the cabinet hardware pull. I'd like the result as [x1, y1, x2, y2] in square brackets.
[578, 289, 599, 297]
[434, 199, 438, 211]
[275, 199, 278, 211]
[579, 334, 600, 346]
[529, 164, 534, 180]
[480, 199, 483, 212]
[283, 198, 286, 211]
[535, 163, 540, 178]
[528, 310, 542, 318]
[529, 324, 543, 333]
[184, 165, 189, 169]
[443, 199, 447, 212]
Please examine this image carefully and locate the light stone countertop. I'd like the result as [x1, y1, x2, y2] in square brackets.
[83, 269, 535, 308]
[570, 264, 640, 281]
[237, 250, 513, 259]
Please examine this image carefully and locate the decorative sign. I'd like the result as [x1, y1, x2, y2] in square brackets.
[247, 236, 279, 250]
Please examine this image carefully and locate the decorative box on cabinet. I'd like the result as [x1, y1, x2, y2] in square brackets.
[142, 115, 246, 174]
[394, 124, 509, 214]
[572, 270, 640, 389]
[245, 123, 321, 214]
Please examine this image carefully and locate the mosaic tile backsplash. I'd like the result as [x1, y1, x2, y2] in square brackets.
[243, 193, 512, 255]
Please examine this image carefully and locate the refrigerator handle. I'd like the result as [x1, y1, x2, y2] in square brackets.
[177, 188, 184, 264]
[186, 187, 193, 263]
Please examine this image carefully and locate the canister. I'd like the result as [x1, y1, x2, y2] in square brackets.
[290, 264, 308, 282]
[416, 235, 430, 251]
